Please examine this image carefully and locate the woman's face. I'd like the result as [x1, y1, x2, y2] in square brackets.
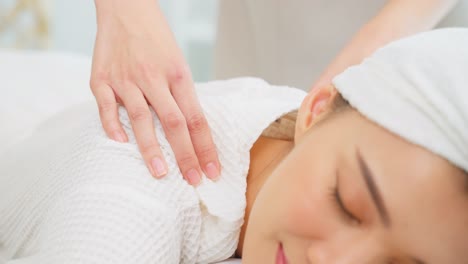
[242, 110, 468, 263]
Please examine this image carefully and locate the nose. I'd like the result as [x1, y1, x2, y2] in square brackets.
[306, 236, 382, 264]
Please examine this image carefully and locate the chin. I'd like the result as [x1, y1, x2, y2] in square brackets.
[241, 236, 279, 264]
[242, 252, 273, 264]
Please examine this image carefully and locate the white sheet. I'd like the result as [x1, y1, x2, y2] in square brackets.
[0, 49, 93, 152]
[218, 259, 242, 264]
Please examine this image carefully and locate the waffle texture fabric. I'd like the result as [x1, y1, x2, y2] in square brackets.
[0, 78, 306, 264]
[333, 28, 468, 173]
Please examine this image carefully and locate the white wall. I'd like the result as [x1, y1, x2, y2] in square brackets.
[50, 0, 96, 56]
[159, 0, 219, 81]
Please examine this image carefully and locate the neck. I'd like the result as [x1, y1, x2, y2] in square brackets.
[235, 136, 294, 256]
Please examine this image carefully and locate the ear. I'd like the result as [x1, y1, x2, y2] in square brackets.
[295, 85, 338, 142]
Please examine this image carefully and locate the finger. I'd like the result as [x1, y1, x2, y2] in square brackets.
[119, 85, 167, 179]
[91, 82, 128, 143]
[170, 71, 221, 180]
[140, 78, 202, 186]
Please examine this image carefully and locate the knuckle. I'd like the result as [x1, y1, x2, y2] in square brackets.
[187, 112, 208, 134]
[89, 79, 100, 91]
[98, 100, 117, 114]
[129, 107, 151, 122]
[167, 63, 190, 84]
[140, 141, 160, 155]
[109, 72, 132, 88]
[195, 145, 217, 160]
[177, 153, 198, 168]
[162, 112, 186, 131]
[110, 77, 129, 89]
[90, 71, 109, 86]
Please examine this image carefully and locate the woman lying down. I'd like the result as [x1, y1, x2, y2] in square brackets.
[1, 28, 467, 264]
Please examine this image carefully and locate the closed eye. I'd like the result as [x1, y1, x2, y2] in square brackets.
[329, 172, 361, 225]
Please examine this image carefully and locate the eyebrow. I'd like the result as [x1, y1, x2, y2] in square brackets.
[356, 151, 427, 264]
[356, 150, 391, 227]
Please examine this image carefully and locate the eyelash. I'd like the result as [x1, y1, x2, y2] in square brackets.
[329, 182, 361, 225]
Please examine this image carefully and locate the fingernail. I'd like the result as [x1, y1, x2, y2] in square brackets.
[113, 131, 126, 143]
[151, 157, 167, 178]
[205, 162, 220, 180]
[186, 169, 201, 186]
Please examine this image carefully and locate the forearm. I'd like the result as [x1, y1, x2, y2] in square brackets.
[314, 0, 458, 87]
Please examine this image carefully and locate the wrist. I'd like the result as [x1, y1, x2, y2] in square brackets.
[94, 0, 162, 31]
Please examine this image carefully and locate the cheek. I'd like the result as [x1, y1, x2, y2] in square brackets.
[279, 174, 338, 240]
[255, 151, 340, 241]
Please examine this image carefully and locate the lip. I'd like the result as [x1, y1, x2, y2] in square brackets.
[276, 243, 288, 264]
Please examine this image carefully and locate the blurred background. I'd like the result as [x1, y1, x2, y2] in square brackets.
[1, 0, 467, 83]
[0, 0, 219, 81]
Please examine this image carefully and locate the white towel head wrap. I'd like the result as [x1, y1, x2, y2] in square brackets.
[332, 28, 468, 173]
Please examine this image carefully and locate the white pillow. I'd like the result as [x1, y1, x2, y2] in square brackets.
[1, 49, 94, 151]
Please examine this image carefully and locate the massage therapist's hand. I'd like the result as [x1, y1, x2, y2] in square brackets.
[91, 0, 220, 185]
